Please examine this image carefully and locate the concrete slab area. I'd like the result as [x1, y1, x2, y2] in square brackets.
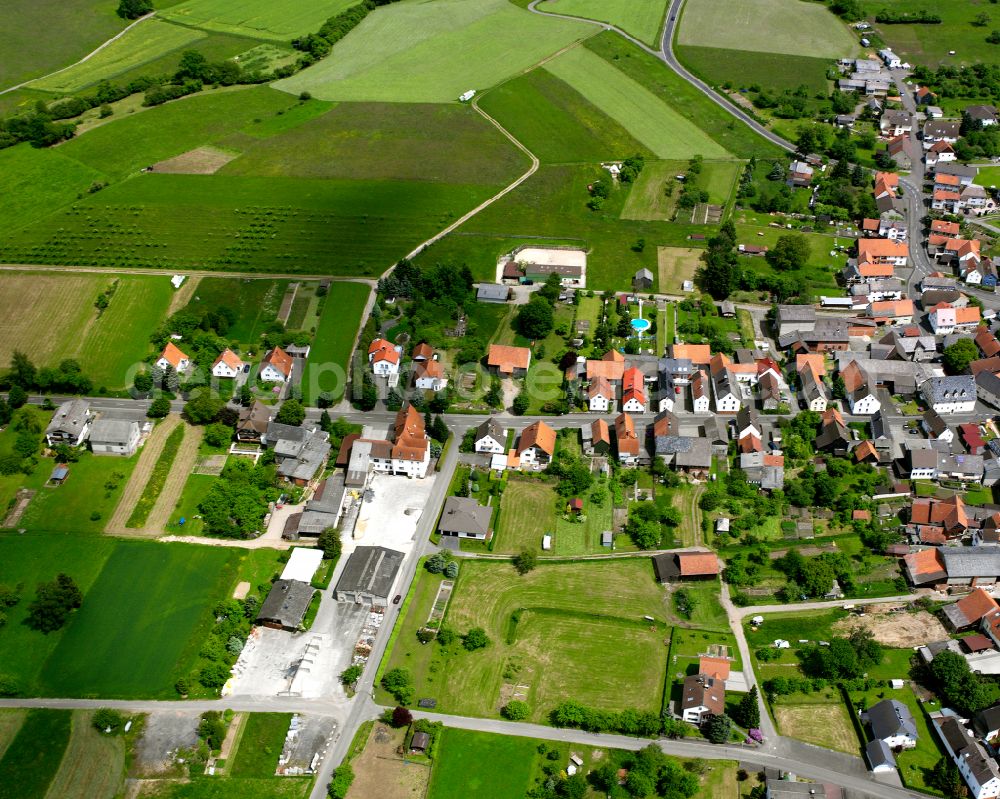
[349, 472, 436, 553]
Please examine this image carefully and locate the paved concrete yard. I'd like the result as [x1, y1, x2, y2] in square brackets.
[349, 472, 436, 553]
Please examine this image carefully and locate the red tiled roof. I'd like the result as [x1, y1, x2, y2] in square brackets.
[679, 553, 721, 576]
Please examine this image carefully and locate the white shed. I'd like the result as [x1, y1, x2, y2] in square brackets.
[542, 534, 552, 551]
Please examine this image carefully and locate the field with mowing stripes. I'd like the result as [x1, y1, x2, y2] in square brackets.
[677, 0, 858, 57]
[427, 729, 537, 799]
[30, 20, 207, 93]
[539, 0, 668, 46]
[493, 480, 557, 554]
[479, 68, 648, 163]
[275, 0, 592, 102]
[774, 702, 859, 754]
[657, 247, 703, 294]
[544, 45, 730, 159]
[230, 713, 292, 777]
[301, 282, 370, 404]
[40, 542, 240, 697]
[161, 0, 356, 41]
[43, 710, 126, 799]
[380, 560, 669, 721]
[0, 272, 172, 389]
[621, 160, 685, 221]
[0, 709, 71, 799]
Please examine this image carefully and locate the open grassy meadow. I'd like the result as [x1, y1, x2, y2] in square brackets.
[0, 709, 71, 799]
[230, 713, 292, 778]
[1, 174, 489, 277]
[161, 0, 355, 41]
[774, 701, 859, 754]
[59, 87, 301, 180]
[0, 712, 25, 763]
[381, 559, 669, 721]
[0, 272, 173, 389]
[43, 710, 126, 799]
[538, 0, 668, 46]
[677, 0, 859, 58]
[143, 778, 313, 799]
[478, 68, 648, 164]
[676, 45, 835, 95]
[0, 145, 108, 234]
[543, 45, 730, 159]
[868, 0, 1000, 68]
[222, 102, 528, 185]
[657, 247, 703, 293]
[39, 541, 240, 697]
[494, 480, 557, 554]
[274, 0, 592, 103]
[427, 728, 538, 799]
[29, 20, 207, 94]
[1, 0, 125, 89]
[621, 160, 685, 221]
[301, 282, 370, 404]
[584, 33, 784, 159]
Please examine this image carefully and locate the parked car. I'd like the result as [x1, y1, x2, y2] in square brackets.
[392, 594, 402, 605]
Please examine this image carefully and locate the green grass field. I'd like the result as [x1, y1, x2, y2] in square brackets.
[30, 20, 207, 93]
[44, 710, 126, 799]
[478, 68, 649, 164]
[230, 713, 291, 778]
[142, 778, 313, 799]
[584, 33, 783, 159]
[0, 712, 25, 763]
[0, 709, 72, 799]
[39, 541, 240, 697]
[976, 166, 1000, 187]
[621, 160, 685, 221]
[184, 278, 289, 346]
[0, 0, 125, 88]
[427, 728, 537, 799]
[168, 473, 222, 537]
[274, 0, 592, 102]
[543, 45, 730, 159]
[677, 0, 859, 58]
[676, 45, 835, 94]
[161, 0, 355, 41]
[222, 102, 528, 185]
[868, 0, 1000, 68]
[538, 0, 668, 46]
[380, 559, 669, 721]
[0, 144, 108, 234]
[300, 282, 370, 403]
[0, 174, 490, 277]
[494, 480, 557, 554]
[59, 87, 301, 180]
[20, 452, 137, 534]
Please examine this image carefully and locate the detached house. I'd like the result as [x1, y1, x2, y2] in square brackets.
[933, 714, 1000, 799]
[517, 421, 556, 467]
[211, 348, 244, 379]
[589, 376, 614, 412]
[879, 109, 912, 137]
[922, 375, 977, 414]
[862, 699, 918, 749]
[680, 674, 725, 725]
[45, 399, 92, 447]
[368, 339, 401, 377]
[488, 344, 531, 377]
[924, 120, 962, 149]
[474, 418, 506, 454]
[413, 358, 447, 392]
[156, 341, 190, 374]
[260, 346, 294, 383]
[930, 303, 982, 335]
[621, 367, 646, 413]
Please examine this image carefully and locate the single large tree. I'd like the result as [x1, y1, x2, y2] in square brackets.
[515, 297, 554, 340]
[737, 686, 760, 729]
[275, 398, 305, 426]
[765, 234, 811, 272]
[25, 574, 82, 633]
[942, 337, 978, 375]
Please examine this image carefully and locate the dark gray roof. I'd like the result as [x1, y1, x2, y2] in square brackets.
[975, 705, 1000, 736]
[866, 738, 897, 770]
[924, 375, 976, 404]
[307, 473, 346, 514]
[46, 399, 91, 436]
[778, 304, 817, 323]
[675, 437, 712, 468]
[765, 781, 826, 799]
[865, 699, 918, 743]
[935, 715, 1000, 786]
[438, 496, 491, 537]
[923, 408, 948, 436]
[256, 579, 315, 628]
[475, 417, 504, 443]
[335, 546, 404, 601]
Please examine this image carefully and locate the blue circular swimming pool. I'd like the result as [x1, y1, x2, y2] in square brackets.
[631, 318, 651, 333]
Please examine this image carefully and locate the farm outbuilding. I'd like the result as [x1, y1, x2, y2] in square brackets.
[256, 580, 315, 631]
[334, 546, 404, 605]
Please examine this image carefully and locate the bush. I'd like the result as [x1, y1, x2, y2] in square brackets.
[0, 675, 20, 697]
[391, 706, 413, 727]
[381, 667, 413, 704]
[175, 678, 190, 696]
[327, 763, 354, 799]
[501, 700, 529, 720]
[340, 664, 362, 685]
[197, 711, 226, 751]
[463, 627, 490, 651]
[92, 708, 125, 733]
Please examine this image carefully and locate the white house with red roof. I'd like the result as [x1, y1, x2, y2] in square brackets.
[156, 342, 191, 374]
[621, 366, 647, 413]
[368, 338, 401, 377]
[260, 346, 293, 383]
[211, 348, 245, 379]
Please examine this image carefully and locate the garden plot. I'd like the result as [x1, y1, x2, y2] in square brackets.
[346, 724, 431, 799]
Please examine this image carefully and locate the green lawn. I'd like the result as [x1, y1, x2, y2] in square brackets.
[0, 709, 72, 799]
[477, 67, 649, 164]
[29, 19, 207, 93]
[494, 479, 557, 554]
[554, 487, 614, 554]
[976, 166, 1000, 187]
[39, 541, 240, 697]
[672, 580, 729, 631]
[538, 0, 668, 46]
[543, 45, 730, 159]
[161, 0, 356, 41]
[222, 102, 528, 186]
[427, 728, 538, 799]
[666, 627, 742, 710]
[621, 161, 685, 222]
[230, 713, 291, 778]
[167, 473, 219, 537]
[701, 161, 742, 206]
[677, 0, 859, 58]
[675, 45, 835, 95]
[274, 0, 592, 102]
[0, 144, 108, 234]
[0, 0, 126, 89]
[379, 559, 669, 721]
[301, 282, 371, 403]
[19, 452, 136, 534]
